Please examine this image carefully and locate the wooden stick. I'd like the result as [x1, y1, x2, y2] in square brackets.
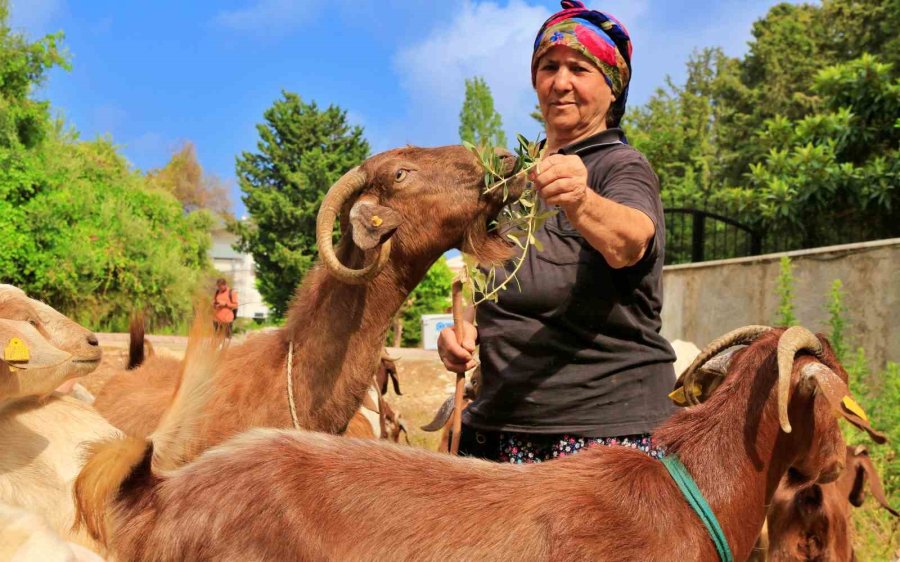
[449, 271, 468, 455]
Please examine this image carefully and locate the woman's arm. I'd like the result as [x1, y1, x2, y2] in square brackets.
[530, 153, 655, 269]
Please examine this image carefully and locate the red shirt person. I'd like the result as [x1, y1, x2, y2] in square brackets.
[213, 278, 238, 337]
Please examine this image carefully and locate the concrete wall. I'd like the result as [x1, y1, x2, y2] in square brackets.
[661, 238, 899, 369]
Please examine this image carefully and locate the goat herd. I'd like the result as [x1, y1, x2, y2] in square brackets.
[0, 146, 896, 561]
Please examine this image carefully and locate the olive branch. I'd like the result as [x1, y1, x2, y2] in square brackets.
[461, 134, 557, 306]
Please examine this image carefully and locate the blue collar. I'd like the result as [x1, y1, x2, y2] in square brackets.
[661, 455, 734, 562]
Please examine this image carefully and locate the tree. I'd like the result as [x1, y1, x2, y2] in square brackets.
[736, 55, 899, 246]
[627, 48, 738, 201]
[397, 257, 454, 347]
[819, 0, 900, 73]
[624, 0, 899, 259]
[458, 76, 507, 148]
[0, 5, 214, 332]
[22, 134, 214, 330]
[233, 91, 370, 317]
[146, 141, 232, 217]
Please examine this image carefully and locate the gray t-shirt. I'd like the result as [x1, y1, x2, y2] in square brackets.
[464, 128, 677, 437]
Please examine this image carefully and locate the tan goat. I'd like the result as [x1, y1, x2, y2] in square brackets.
[91, 145, 524, 456]
[0, 502, 105, 562]
[75, 326, 887, 561]
[0, 288, 119, 554]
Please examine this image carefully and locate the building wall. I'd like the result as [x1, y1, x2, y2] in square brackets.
[210, 229, 269, 320]
[661, 238, 899, 369]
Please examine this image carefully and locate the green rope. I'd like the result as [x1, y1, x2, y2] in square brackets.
[661, 455, 734, 562]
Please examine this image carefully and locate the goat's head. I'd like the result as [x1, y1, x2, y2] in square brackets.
[380, 399, 409, 444]
[316, 145, 525, 284]
[767, 445, 897, 562]
[0, 285, 101, 381]
[673, 326, 885, 485]
[376, 349, 401, 396]
[0, 318, 75, 401]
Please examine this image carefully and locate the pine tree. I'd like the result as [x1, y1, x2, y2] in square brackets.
[232, 91, 369, 317]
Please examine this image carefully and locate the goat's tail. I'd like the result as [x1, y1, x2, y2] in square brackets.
[73, 435, 151, 545]
[73, 306, 224, 544]
[149, 305, 224, 471]
[126, 312, 146, 370]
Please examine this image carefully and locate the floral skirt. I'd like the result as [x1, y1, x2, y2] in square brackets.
[458, 425, 665, 464]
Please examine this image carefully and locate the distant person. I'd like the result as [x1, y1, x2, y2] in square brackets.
[213, 278, 238, 338]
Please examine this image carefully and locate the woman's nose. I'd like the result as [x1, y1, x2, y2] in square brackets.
[552, 70, 572, 92]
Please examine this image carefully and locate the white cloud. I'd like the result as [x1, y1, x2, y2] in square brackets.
[212, 0, 322, 38]
[8, 0, 65, 36]
[391, 0, 552, 147]
[389, 0, 654, 148]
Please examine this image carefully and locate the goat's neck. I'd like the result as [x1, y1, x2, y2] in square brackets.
[654, 380, 798, 560]
[281, 247, 435, 433]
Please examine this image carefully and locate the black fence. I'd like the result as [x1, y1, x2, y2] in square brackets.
[665, 206, 761, 265]
[663, 194, 895, 265]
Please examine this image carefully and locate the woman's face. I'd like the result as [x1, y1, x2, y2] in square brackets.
[535, 45, 615, 142]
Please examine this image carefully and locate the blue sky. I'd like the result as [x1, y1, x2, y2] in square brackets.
[11, 0, 800, 218]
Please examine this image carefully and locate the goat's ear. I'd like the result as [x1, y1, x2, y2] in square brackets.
[349, 201, 403, 251]
[847, 450, 869, 507]
[390, 370, 402, 396]
[669, 346, 743, 406]
[800, 362, 886, 444]
[0, 320, 71, 370]
[850, 448, 900, 516]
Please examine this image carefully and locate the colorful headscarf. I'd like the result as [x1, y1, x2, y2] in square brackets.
[531, 0, 633, 124]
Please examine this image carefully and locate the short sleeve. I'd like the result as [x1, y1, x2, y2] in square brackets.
[592, 148, 664, 263]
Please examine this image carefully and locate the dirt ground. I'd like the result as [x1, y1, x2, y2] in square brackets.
[84, 333, 458, 451]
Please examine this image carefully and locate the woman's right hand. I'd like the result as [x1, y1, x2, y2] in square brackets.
[437, 321, 478, 374]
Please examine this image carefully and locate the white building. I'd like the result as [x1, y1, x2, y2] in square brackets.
[210, 225, 269, 320]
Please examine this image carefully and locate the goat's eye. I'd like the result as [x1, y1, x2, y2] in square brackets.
[394, 169, 408, 182]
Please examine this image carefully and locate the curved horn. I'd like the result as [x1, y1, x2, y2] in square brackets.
[776, 326, 824, 433]
[420, 395, 455, 432]
[316, 167, 392, 285]
[678, 325, 772, 406]
[381, 349, 401, 362]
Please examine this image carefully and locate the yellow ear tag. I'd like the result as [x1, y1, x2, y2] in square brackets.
[841, 396, 869, 421]
[4, 338, 30, 363]
[371, 215, 383, 227]
[668, 383, 702, 407]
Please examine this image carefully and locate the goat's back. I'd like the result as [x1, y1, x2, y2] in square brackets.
[105, 428, 711, 562]
[0, 395, 119, 551]
[93, 355, 181, 437]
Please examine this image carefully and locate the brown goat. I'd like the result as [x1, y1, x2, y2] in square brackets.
[75, 326, 887, 561]
[766, 445, 898, 561]
[91, 146, 523, 447]
[343, 350, 407, 442]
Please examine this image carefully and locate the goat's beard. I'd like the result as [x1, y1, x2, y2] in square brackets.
[461, 219, 516, 267]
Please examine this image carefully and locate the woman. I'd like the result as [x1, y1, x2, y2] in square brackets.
[437, 0, 676, 462]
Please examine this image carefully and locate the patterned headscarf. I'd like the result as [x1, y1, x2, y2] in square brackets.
[531, 0, 633, 125]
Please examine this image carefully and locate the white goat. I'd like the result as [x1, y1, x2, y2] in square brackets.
[0, 287, 120, 554]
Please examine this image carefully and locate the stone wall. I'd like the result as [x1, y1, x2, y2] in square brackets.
[662, 239, 899, 369]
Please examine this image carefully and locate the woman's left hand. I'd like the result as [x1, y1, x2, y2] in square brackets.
[530, 154, 589, 215]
